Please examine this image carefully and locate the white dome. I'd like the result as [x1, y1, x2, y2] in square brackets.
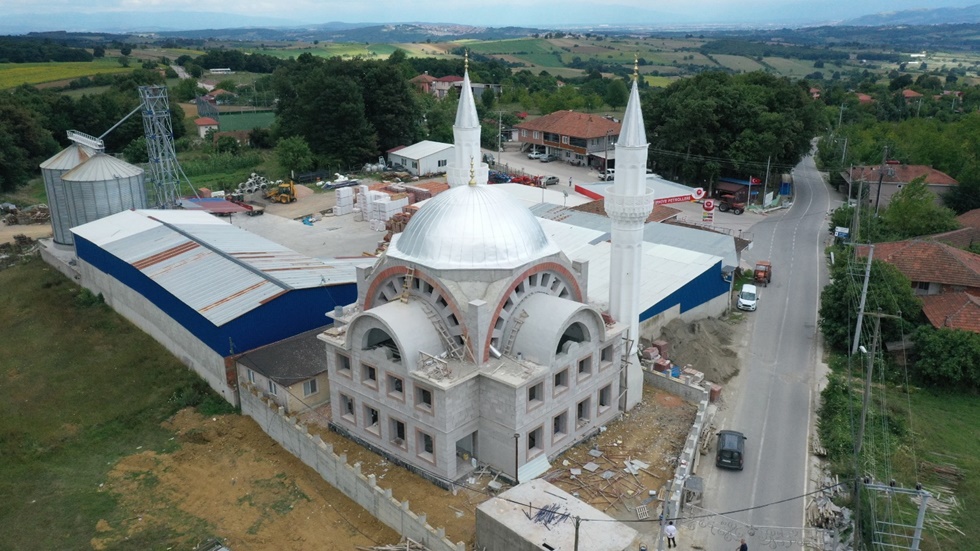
[388, 184, 560, 270]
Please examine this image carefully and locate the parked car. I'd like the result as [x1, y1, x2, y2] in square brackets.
[540, 154, 559, 163]
[542, 176, 560, 186]
[736, 284, 758, 311]
[715, 430, 747, 470]
[598, 168, 615, 181]
[527, 150, 545, 160]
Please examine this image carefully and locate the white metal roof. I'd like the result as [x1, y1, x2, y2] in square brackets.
[492, 183, 593, 209]
[538, 218, 722, 310]
[40, 144, 96, 171]
[577, 175, 694, 197]
[72, 209, 356, 327]
[389, 140, 453, 160]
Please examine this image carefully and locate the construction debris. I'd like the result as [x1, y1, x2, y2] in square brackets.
[356, 537, 431, 550]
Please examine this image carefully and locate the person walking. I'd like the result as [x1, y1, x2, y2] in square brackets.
[568, 176, 573, 186]
[737, 538, 748, 551]
[664, 521, 677, 548]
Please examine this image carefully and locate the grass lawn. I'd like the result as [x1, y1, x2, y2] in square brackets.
[0, 60, 132, 90]
[883, 387, 979, 550]
[0, 258, 232, 550]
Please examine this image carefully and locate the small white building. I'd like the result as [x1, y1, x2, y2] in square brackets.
[388, 140, 453, 176]
[194, 117, 219, 139]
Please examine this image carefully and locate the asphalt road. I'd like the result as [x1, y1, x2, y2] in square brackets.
[693, 148, 834, 550]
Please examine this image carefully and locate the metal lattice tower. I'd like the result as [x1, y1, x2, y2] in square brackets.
[139, 85, 183, 208]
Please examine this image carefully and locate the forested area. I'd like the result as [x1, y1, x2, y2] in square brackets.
[0, 37, 94, 63]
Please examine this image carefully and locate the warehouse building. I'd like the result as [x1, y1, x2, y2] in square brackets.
[69, 209, 358, 405]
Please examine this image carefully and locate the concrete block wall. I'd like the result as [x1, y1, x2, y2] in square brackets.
[642, 370, 711, 520]
[240, 385, 465, 551]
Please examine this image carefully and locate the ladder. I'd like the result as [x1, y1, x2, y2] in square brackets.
[421, 302, 463, 359]
[503, 310, 529, 356]
[400, 266, 415, 303]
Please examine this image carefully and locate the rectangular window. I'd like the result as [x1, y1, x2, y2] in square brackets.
[247, 369, 256, 384]
[390, 418, 407, 448]
[527, 381, 544, 410]
[553, 412, 568, 441]
[387, 374, 405, 401]
[600, 345, 614, 367]
[417, 430, 435, 463]
[267, 379, 277, 396]
[416, 385, 433, 413]
[340, 394, 355, 423]
[561, 135, 569, 144]
[303, 378, 318, 397]
[577, 397, 592, 427]
[527, 426, 543, 457]
[364, 405, 380, 436]
[599, 384, 612, 412]
[361, 363, 378, 388]
[438, 159, 447, 167]
[336, 352, 352, 377]
[553, 368, 568, 396]
[578, 355, 593, 378]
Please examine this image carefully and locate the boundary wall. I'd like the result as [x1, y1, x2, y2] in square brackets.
[240, 385, 465, 551]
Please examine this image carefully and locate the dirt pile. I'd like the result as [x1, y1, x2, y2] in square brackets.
[654, 317, 744, 383]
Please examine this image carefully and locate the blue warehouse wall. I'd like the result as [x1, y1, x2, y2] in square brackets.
[640, 260, 728, 322]
[75, 236, 357, 356]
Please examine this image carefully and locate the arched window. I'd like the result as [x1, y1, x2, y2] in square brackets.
[363, 327, 401, 362]
[556, 321, 590, 355]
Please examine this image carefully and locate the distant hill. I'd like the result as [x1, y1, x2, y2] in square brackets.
[844, 4, 980, 26]
[155, 23, 546, 43]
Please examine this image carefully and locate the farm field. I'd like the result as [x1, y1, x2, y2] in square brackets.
[248, 43, 400, 60]
[711, 53, 766, 72]
[0, 60, 131, 90]
[763, 56, 821, 77]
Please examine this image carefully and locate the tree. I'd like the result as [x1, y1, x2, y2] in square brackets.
[880, 176, 958, 239]
[604, 79, 628, 110]
[819, 256, 921, 353]
[215, 79, 238, 93]
[0, 98, 59, 192]
[481, 87, 496, 111]
[120, 45, 132, 56]
[93, 46, 105, 58]
[912, 326, 980, 389]
[122, 136, 147, 164]
[275, 136, 314, 175]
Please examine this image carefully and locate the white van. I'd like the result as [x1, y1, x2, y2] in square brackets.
[737, 284, 758, 311]
[599, 168, 615, 181]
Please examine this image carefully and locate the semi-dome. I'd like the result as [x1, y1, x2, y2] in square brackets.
[388, 184, 560, 270]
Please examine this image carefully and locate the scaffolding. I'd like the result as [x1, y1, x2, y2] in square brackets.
[139, 85, 185, 208]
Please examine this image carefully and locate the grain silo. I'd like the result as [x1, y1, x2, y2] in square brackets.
[62, 153, 147, 230]
[40, 142, 98, 245]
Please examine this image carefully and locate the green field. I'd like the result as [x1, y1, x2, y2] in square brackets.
[217, 111, 276, 131]
[0, 258, 232, 550]
[711, 54, 766, 72]
[0, 60, 132, 89]
[763, 57, 822, 77]
[249, 43, 399, 60]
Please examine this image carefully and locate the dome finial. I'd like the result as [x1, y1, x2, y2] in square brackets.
[633, 54, 639, 82]
[465, 49, 469, 73]
[469, 157, 477, 186]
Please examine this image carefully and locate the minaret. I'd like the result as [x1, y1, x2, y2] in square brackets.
[448, 51, 489, 188]
[605, 57, 654, 409]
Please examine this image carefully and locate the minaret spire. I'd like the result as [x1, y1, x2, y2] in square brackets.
[604, 59, 653, 409]
[448, 49, 488, 188]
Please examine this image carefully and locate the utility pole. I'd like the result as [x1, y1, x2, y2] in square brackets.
[840, 137, 848, 167]
[497, 110, 503, 155]
[762, 155, 771, 208]
[873, 146, 889, 216]
[838, 102, 846, 129]
[850, 245, 874, 356]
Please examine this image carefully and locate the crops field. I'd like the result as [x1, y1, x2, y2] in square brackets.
[249, 43, 399, 60]
[0, 60, 131, 90]
[711, 54, 766, 72]
[763, 57, 820, 77]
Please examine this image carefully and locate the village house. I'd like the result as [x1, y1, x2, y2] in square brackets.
[514, 111, 622, 169]
[841, 163, 957, 210]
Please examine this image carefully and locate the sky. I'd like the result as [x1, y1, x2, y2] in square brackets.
[3, 0, 979, 31]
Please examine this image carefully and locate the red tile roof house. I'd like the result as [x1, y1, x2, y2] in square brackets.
[956, 207, 980, 230]
[856, 240, 980, 297]
[841, 164, 958, 210]
[194, 117, 219, 139]
[409, 72, 438, 94]
[902, 89, 924, 103]
[515, 111, 622, 169]
[921, 292, 980, 332]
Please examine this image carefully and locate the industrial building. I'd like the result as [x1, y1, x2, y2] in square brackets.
[68, 209, 358, 404]
[387, 140, 454, 177]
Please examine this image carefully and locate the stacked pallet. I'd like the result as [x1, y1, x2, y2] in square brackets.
[334, 187, 355, 216]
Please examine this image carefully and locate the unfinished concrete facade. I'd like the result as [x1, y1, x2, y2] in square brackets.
[318, 58, 637, 484]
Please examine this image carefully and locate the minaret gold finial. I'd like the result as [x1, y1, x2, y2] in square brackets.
[633, 54, 639, 82]
[465, 49, 469, 73]
[469, 157, 476, 186]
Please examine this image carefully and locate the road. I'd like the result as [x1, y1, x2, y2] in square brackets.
[692, 148, 834, 550]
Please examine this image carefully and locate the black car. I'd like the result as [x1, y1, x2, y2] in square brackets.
[715, 430, 747, 470]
